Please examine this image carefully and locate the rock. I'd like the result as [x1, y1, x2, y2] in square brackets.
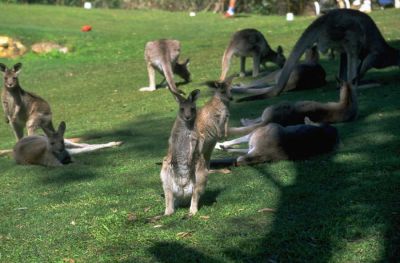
[0, 36, 27, 58]
[31, 42, 69, 54]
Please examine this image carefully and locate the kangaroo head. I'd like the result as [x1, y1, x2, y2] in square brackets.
[42, 121, 71, 165]
[0, 63, 22, 91]
[174, 58, 191, 83]
[205, 77, 234, 102]
[174, 89, 200, 122]
[274, 46, 286, 68]
[305, 45, 320, 63]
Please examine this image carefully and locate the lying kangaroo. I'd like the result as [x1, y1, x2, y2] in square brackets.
[1, 62, 54, 140]
[140, 39, 191, 95]
[270, 9, 400, 98]
[196, 78, 233, 170]
[160, 89, 208, 215]
[215, 117, 339, 165]
[234, 45, 327, 102]
[13, 121, 71, 166]
[220, 28, 286, 80]
[229, 80, 357, 136]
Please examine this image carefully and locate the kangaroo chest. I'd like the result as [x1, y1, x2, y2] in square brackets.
[1, 91, 28, 121]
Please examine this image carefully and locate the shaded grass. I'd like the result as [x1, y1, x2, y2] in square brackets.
[0, 3, 400, 262]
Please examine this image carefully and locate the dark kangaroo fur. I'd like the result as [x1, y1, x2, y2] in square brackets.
[267, 9, 400, 99]
[216, 120, 339, 166]
[220, 28, 285, 80]
[235, 45, 326, 102]
[229, 80, 357, 136]
[0, 62, 55, 141]
[141, 39, 191, 95]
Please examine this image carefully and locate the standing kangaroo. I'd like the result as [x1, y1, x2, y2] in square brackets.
[160, 89, 208, 216]
[234, 45, 327, 102]
[13, 121, 71, 167]
[228, 80, 357, 136]
[220, 29, 286, 80]
[271, 9, 400, 98]
[195, 79, 233, 170]
[140, 39, 191, 95]
[1, 62, 54, 140]
[215, 117, 339, 166]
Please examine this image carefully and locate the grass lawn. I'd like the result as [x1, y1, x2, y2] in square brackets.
[0, 3, 400, 262]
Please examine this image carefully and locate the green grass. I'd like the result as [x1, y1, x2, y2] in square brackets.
[0, 3, 400, 262]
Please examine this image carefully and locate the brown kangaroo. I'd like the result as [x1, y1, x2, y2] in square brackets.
[215, 117, 339, 165]
[196, 78, 233, 170]
[140, 39, 191, 95]
[160, 89, 208, 216]
[234, 45, 327, 102]
[229, 80, 357, 136]
[13, 121, 71, 167]
[271, 9, 400, 98]
[1, 62, 54, 141]
[220, 28, 286, 80]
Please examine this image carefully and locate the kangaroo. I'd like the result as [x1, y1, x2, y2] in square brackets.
[269, 9, 400, 98]
[229, 80, 357, 136]
[13, 121, 71, 167]
[140, 39, 191, 95]
[0, 62, 54, 141]
[160, 89, 208, 216]
[220, 28, 286, 81]
[196, 78, 233, 170]
[215, 117, 339, 166]
[234, 45, 327, 102]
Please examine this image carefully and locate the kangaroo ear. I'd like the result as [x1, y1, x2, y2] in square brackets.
[277, 46, 283, 54]
[0, 63, 6, 73]
[57, 121, 66, 136]
[335, 75, 343, 86]
[188, 89, 200, 102]
[42, 126, 54, 138]
[173, 92, 185, 103]
[184, 58, 190, 66]
[204, 80, 218, 89]
[13, 63, 22, 74]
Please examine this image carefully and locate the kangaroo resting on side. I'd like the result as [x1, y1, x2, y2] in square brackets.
[215, 117, 339, 166]
[1, 62, 54, 140]
[140, 39, 191, 95]
[13, 121, 72, 167]
[196, 78, 233, 171]
[234, 45, 327, 102]
[220, 28, 286, 80]
[229, 80, 357, 136]
[160, 89, 208, 216]
[269, 9, 400, 98]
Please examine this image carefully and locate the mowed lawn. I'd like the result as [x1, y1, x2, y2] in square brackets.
[0, 4, 400, 262]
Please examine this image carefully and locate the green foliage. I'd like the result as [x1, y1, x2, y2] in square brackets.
[0, 4, 399, 262]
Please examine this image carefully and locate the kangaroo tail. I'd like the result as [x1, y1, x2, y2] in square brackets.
[272, 17, 323, 96]
[236, 87, 280, 102]
[220, 46, 235, 81]
[232, 85, 276, 94]
[0, 149, 12, 156]
[210, 158, 238, 169]
[161, 59, 181, 95]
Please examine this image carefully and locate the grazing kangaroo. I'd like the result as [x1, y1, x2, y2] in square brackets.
[220, 28, 286, 80]
[229, 80, 357, 136]
[196, 78, 233, 170]
[234, 45, 327, 102]
[215, 117, 339, 165]
[160, 89, 208, 216]
[1, 62, 54, 140]
[13, 121, 71, 167]
[270, 9, 400, 98]
[140, 39, 191, 95]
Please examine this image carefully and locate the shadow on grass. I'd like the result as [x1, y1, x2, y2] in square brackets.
[39, 167, 98, 185]
[148, 241, 223, 263]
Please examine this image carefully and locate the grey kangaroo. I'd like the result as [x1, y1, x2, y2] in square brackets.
[160, 89, 208, 216]
[1, 62, 54, 140]
[196, 78, 233, 170]
[215, 117, 339, 166]
[270, 9, 400, 98]
[13, 121, 71, 167]
[229, 80, 357, 136]
[234, 45, 327, 102]
[140, 39, 191, 95]
[220, 29, 286, 80]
